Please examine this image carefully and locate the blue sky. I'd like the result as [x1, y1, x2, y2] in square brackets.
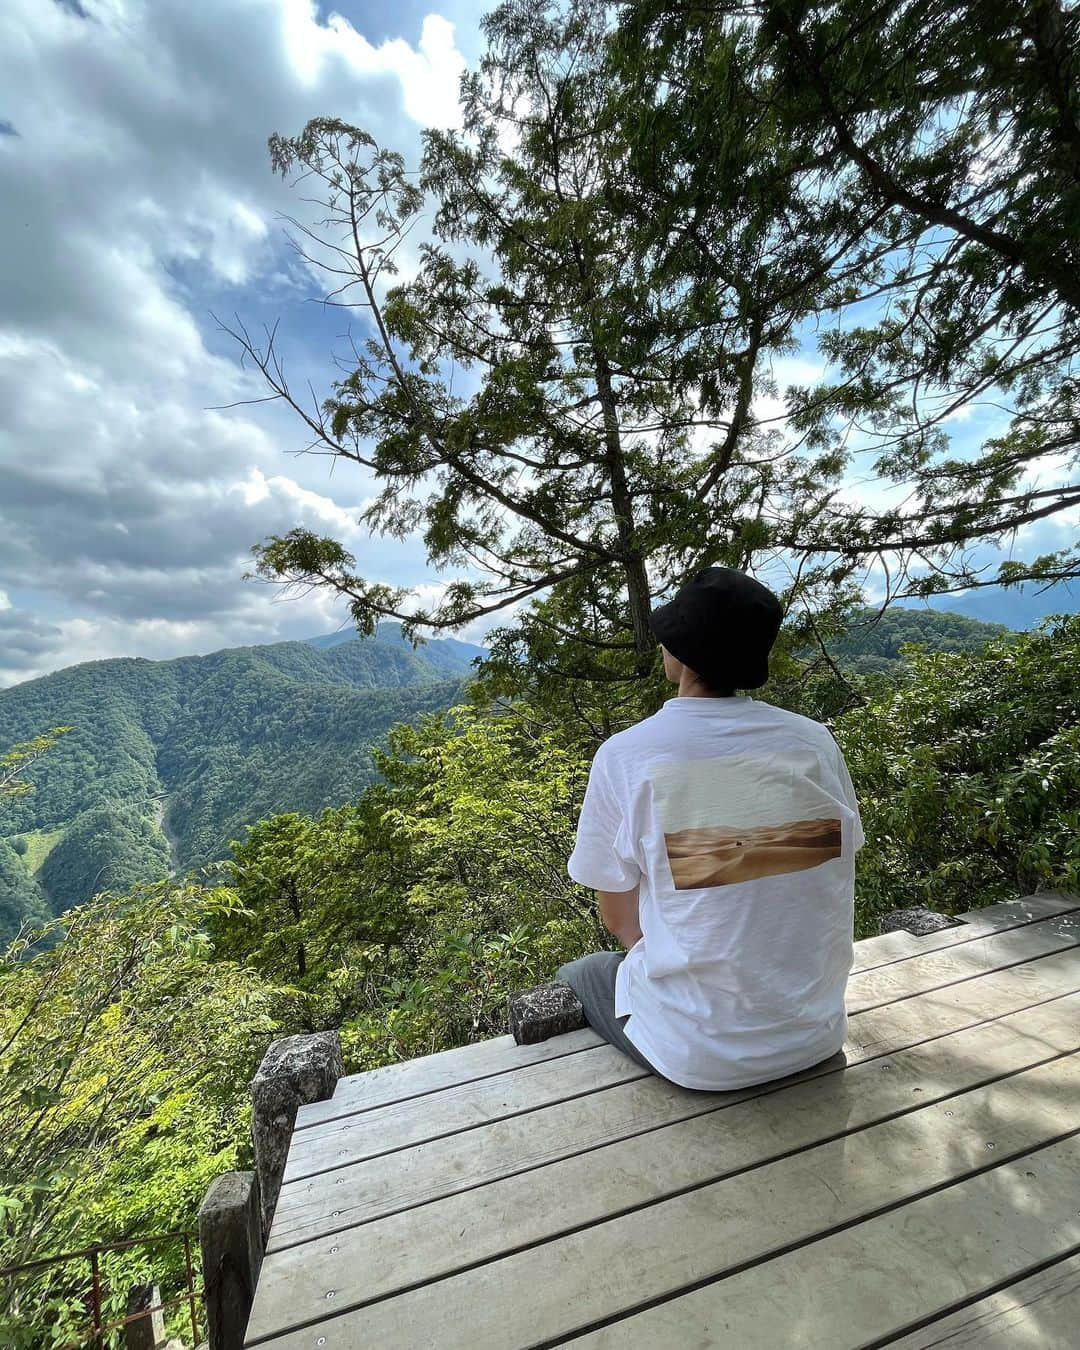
[0, 0, 1074, 686]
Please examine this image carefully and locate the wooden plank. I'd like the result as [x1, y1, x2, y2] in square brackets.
[282, 1041, 647, 1183]
[574, 1140, 1080, 1349]
[281, 915, 1080, 1183]
[850, 893, 1080, 974]
[300, 900, 1079, 1134]
[954, 890, 1078, 925]
[243, 994, 1080, 1342]
[296, 1027, 603, 1130]
[846, 910, 1080, 1012]
[247, 1055, 1080, 1348]
[886, 1251, 1080, 1348]
[268, 943, 1080, 1247]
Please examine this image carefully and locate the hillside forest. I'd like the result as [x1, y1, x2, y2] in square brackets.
[0, 626, 481, 941]
[2, 0, 1079, 1344]
[0, 609, 1007, 946]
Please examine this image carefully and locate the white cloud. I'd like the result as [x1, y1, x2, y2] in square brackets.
[753, 356, 827, 427]
[0, 0, 482, 681]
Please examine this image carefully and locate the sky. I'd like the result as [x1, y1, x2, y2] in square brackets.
[0, 0, 492, 687]
[0, 0, 1075, 688]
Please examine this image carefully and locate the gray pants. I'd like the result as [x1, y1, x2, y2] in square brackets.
[556, 951, 658, 1074]
[557, 953, 848, 1088]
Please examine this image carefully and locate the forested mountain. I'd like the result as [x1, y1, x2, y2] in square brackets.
[0, 627, 481, 935]
[825, 608, 1008, 675]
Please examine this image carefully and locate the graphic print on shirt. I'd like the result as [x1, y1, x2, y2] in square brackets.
[650, 751, 843, 890]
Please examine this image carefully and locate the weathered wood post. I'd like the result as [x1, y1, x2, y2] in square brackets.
[250, 1031, 343, 1241]
[508, 982, 586, 1044]
[198, 1171, 262, 1350]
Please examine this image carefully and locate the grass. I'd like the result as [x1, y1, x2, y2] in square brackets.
[12, 825, 67, 874]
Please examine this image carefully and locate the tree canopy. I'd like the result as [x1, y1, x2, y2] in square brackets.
[237, 0, 1076, 700]
[610, 0, 1080, 599]
[233, 0, 862, 696]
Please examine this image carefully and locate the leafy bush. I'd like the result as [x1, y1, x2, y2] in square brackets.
[837, 616, 1080, 934]
[0, 883, 298, 1347]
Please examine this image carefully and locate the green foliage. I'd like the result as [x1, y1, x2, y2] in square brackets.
[0, 882, 297, 1347]
[0, 840, 49, 943]
[213, 704, 606, 1067]
[353, 705, 606, 1057]
[0, 727, 70, 799]
[837, 617, 1080, 934]
[214, 807, 410, 991]
[12, 827, 64, 874]
[825, 609, 1007, 676]
[610, 0, 1080, 596]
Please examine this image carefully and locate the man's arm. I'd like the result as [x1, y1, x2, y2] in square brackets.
[597, 885, 642, 949]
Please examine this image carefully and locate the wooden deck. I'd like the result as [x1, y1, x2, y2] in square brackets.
[245, 893, 1080, 1348]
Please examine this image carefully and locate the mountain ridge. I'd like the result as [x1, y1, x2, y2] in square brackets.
[0, 627, 481, 937]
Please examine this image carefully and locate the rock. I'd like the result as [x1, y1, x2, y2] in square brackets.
[508, 982, 586, 1044]
[878, 907, 960, 936]
[250, 1031, 342, 1238]
[124, 1282, 164, 1350]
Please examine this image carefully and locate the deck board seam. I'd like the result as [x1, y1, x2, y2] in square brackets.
[856, 1242, 1080, 1350]
[849, 935, 1080, 1014]
[852, 903, 1080, 975]
[247, 1123, 1080, 1349]
[294, 1038, 604, 1132]
[267, 981, 1080, 1246]
[259, 1048, 1080, 1318]
[526, 1127, 1080, 1350]
[281, 1065, 651, 1186]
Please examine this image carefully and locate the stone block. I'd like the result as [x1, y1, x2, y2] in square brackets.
[509, 982, 586, 1044]
[878, 907, 961, 937]
[250, 1031, 342, 1238]
[124, 1282, 164, 1350]
[198, 1171, 262, 1350]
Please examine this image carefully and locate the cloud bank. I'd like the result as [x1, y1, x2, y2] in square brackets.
[0, 0, 479, 684]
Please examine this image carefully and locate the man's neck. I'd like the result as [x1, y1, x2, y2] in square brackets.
[675, 673, 736, 698]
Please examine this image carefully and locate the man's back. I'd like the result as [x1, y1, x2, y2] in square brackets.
[569, 695, 862, 1090]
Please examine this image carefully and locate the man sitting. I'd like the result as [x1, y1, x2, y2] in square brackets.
[558, 567, 862, 1091]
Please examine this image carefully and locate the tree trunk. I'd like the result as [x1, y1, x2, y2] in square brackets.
[593, 350, 654, 674]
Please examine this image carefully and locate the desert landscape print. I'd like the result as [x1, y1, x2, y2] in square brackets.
[664, 817, 843, 889]
[649, 752, 849, 889]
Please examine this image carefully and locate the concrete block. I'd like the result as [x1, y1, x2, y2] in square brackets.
[198, 1171, 262, 1350]
[509, 982, 586, 1044]
[250, 1031, 342, 1238]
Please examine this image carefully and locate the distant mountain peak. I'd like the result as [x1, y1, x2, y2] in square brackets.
[302, 624, 487, 661]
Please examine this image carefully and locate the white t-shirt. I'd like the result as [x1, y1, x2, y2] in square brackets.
[567, 695, 863, 1091]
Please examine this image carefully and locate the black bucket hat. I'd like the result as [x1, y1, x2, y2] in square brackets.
[648, 567, 783, 690]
